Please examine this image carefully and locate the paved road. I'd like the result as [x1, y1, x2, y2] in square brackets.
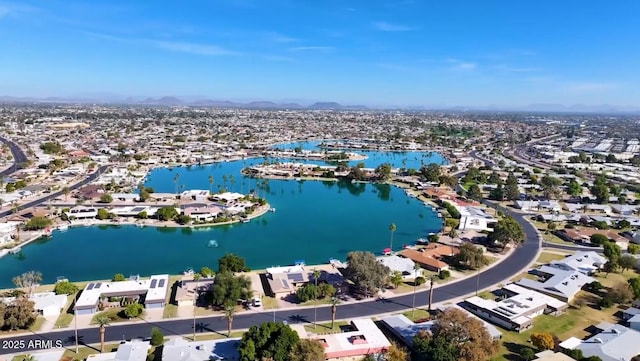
[0, 165, 109, 218]
[0, 201, 541, 354]
[0, 136, 28, 177]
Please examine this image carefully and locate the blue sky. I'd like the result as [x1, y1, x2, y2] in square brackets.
[0, 0, 639, 107]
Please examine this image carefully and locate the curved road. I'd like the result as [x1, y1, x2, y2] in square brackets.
[0, 135, 29, 177]
[0, 144, 540, 354]
[0, 203, 540, 354]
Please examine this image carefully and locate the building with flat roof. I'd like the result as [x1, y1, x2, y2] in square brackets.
[86, 340, 150, 361]
[74, 274, 169, 315]
[302, 319, 391, 359]
[560, 324, 640, 361]
[517, 265, 593, 302]
[462, 283, 567, 332]
[456, 205, 497, 232]
[161, 337, 240, 361]
[548, 251, 606, 275]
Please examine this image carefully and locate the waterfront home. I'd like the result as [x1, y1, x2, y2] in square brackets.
[462, 284, 567, 332]
[110, 206, 158, 218]
[560, 323, 640, 361]
[67, 206, 98, 219]
[296, 319, 391, 359]
[377, 255, 419, 280]
[161, 337, 240, 361]
[212, 192, 245, 204]
[0, 292, 67, 316]
[174, 277, 215, 307]
[87, 340, 150, 361]
[456, 205, 497, 232]
[265, 265, 309, 298]
[182, 205, 223, 222]
[547, 251, 606, 275]
[517, 265, 593, 302]
[0, 221, 20, 244]
[397, 244, 459, 273]
[74, 274, 169, 315]
[180, 189, 210, 202]
[75, 184, 103, 201]
[110, 193, 141, 202]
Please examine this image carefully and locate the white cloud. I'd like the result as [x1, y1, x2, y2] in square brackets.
[373, 21, 414, 32]
[266, 32, 300, 43]
[154, 40, 239, 56]
[454, 62, 477, 70]
[493, 64, 540, 73]
[0, 2, 36, 18]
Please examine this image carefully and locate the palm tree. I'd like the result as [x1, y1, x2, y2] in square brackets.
[208, 175, 214, 195]
[62, 186, 70, 201]
[312, 269, 321, 329]
[222, 175, 228, 191]
[330, 297, 340, 329]
[222, 304, 236, 337]
[412, 263, 422, 319]
[388, 223, 396, 253]
[172, 173, 180, 195]
[390, 271, 403, 289]
[95, 316, 110, 353]
[229, 175, 235, 192]
[428, 275, 438, 312]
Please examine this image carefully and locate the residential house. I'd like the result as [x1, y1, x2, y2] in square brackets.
[517, 265, 594, 302]
[533, 350, 576, 361]
[456, 206, 497, 232]
[398, 244, 459, 272]
[180, 190, 210, 202]
[515, 200, 562, 212]
[86, 340, 151, 361]
[377, 255, 419, 280]
[0, 221, 20, 244]
[548, 251, 606, 275]
[174, 277, 215, 307]
[560, 323, 640, 361]
[1, 292, 67, 316]
[302, 319, 391, 359]
[462, 284, 567, 332]
[265, 265, 309, 298]
[161, 337, 240, 361]
[67, 206, 98, 219]
[182, 205, 223, 222]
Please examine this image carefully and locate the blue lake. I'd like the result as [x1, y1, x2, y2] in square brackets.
[0, 142, 445, 287]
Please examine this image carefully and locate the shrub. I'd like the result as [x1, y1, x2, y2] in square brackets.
[438, 270, 450, 280]
[54, 281, 79, 295]
[124, 303, 143, 318]
[519, 347, 535, 361]
[598, 296, 613, 309]
[150, 327, 164, 346]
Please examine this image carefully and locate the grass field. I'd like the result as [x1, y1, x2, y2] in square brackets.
[55, 313, 74, 328]
[91, 308, 141, 324]
[163, 304, 178, 318]
[401, 308, 431, 322]
[536, 252, 568, 264]
[262, 296, 279, 310]
[304, 321, 347, 334]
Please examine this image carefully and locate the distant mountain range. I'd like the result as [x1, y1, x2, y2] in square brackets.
[0, 95, 638, 113]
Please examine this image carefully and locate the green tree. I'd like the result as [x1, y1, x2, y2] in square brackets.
[566, 179, 582, 197]
[389, 223, 396, 252]
[23, 216, 53, 230]
[589, 234, 609, 246]
[608, 282, 632, 304]
[619, 254, 637, 272]
[199, 267, 215, 278]
[488, 216, 525, 249]
[96, 316, 110, 353]
[343, 251, 390, 295]
[454, 243, 489, 270]
[330, 297, 340, 329]
[295, 284, 319, 302]
[540, 175, 562, 200]
[375, 163, 392, 181]
[421, 163, 441, 182]
[176, 214, 192, 225]
[218, 253, 248, 273]
[156, 206, 178, 221]
[124, 303, 143, 318]
[489, 184, 504, 201]
[504, 173, 520, 201]
[150, 327, 164, 346]
[100, 193, 113, 203]
[208, 271, 251, 308]
[591, 175, 610, 203]
[519, 347, 536, 361]
[384, 343, 410, 361]
[628, 277, 640, 299]
[96, 208, 111, 220]
[136, 211, 148, 219]
[603, 241, 621, 263]
[112, 273, 126, 282]
[238, 322, 300, 361]
[466, 184, 483, 201]
[390, 271, 403, 289]
[53, 281, 78, 295]
[222, 304, 236, 337]
[1, 297, 36, 330]
[628, 244, 640, 255]
[289, 339, 325, 361]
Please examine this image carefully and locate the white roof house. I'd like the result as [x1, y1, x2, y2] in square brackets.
[212, 192, 245, 203]
[161, 337, 240, 361]
[27, 349, 66, 361]
[462, 283, 567, 332]
[74, 274, 169, 315]
[548, 251, 606, 275]
[517, 265, 594, 302]
[456, 206, 497, 232]
[86, 340, 150, 361]
[560, 324, 640, 361]
[304, 319, 391, 359]
[377, 255, 419, 279]
[1, 292, 68, 317]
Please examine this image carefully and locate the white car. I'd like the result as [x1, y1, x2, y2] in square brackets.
[252, 297, 262, 307]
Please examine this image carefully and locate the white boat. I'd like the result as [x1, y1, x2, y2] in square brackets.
[57, 224, 69, 231]
[8, 247, 22, 254]
[207, 240, 219, 248]
[240, 218, 250, 223]
[269, 208, 276, 212]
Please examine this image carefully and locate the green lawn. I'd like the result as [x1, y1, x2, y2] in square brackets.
[304, 321, 347, 334]
[91, 308, 142, 324]
[510, 271, 538, 282]
[163, 304, 178, 318]
[192, 331, 245, 341]
[401, 308, 431, 322]
[536, 252, 567, 264]
[262, 296, 279, 310]
[28, 316, 45, 332]
[55, 313, 74, 328]
[60, 343, 120, 360]
[594, 269, 639, 288]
